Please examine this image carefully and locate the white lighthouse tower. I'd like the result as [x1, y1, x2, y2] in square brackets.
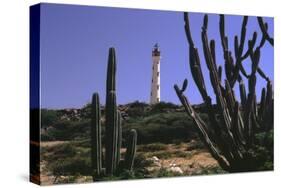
[150, 43, 161, 104]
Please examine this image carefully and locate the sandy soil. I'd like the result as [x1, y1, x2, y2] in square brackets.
[40, 140, 220, 185]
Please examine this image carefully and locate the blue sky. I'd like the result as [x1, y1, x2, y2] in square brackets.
[39, 3, 273, 109]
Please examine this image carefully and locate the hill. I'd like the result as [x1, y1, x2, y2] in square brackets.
[40, 101, 209, 144]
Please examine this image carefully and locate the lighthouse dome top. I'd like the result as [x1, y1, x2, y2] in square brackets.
[152, 43, 160, 56]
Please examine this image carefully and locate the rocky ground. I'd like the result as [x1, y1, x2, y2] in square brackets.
[40, 139, 224, 185]
[137, 140, 222, 177]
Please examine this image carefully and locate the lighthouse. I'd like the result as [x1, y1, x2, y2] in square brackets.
[150, 43, 161, 104]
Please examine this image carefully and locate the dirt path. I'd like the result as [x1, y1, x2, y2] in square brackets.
[40, 141, 68, 185]
[40, 141, 69, 147]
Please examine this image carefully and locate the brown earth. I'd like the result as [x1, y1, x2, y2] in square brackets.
[40, 140, 222, 185]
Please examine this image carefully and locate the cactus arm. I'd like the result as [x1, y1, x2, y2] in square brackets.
[254, 24, 270, 82]
[257, 67, 269, 82]
[230, 16, 251, 87]
[264, 81, 273, 129]
[239, 79, 247, 109]
[184, 12, 195, 47]
[257, 17, 274, 46]
[190, 47, 208, 99]
[236, 28, 269, 83]
[106, 48, 116, 93]
[91, 93, 102, 177]
[231, 102, 246, 147]
[238, 16, 248, 56]
[219, 14, 228, 52]
[236, 20, 269, 84]
[241, 32, 257, 61]
[224, 79, 236, 114]
[124, 129, 137, 171]
[258, 87, 266, 120]
[235, 16, 248, 59]
[242, 48, 260, 146]
[116, 110, 122, 165]
[218, 66, 222, 82]
[184, 13, 209, 101]
[174, 84, 230, 170]
[210, 40, 217, 68]
[234, 36, 239, 59]
[251, 94, 260, 130]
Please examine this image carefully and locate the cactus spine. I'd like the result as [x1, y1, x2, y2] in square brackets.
[175, 13, 273, 172]
[91, 48, 137, 180]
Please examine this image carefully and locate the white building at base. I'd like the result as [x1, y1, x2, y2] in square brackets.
[150, 44, 161, 104]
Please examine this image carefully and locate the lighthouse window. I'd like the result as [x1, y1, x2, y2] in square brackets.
[157, 85, 159, 90]
[157, 98, 159, 102]
[152, 79, 153, 83]
[157, 72, 159, 76]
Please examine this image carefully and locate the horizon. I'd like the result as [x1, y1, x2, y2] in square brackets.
[41, 101, 206, 110]
[39, 3, 274, 109]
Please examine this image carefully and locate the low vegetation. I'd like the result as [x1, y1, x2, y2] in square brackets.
[40, 101, 273, 184]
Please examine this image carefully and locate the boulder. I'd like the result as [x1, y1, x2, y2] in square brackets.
[167, 166, 183, 174]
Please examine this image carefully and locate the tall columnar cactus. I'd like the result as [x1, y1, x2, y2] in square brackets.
[91, 93, 102, 177]
[105, 91, 118, 174]
[91, 47, 137, 180]
[175, 13, 273, 172]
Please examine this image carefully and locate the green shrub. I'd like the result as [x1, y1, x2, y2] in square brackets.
[41, 109, 60, 128]
[51, 157, 91, 176]
[134, 153, 154, 168]
[41, 133, 55, 141]
[42, 143, 77, 161]
[123, 112, 197, 144]
[125, 101, 149, 118]
[252, 130, 273, 171]
[191, 166, 225, 175]
[41, 103, 200, 144]
[156, 168, 183, 177]
[172, 150, 192, 158]
[47, 120, 90, 141]
[186, 140, 205, 151]
[150, 102, 179, 113]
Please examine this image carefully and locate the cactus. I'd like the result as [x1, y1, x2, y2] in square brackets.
[116, 111, 122, 165]
[105, 48, 118, 174]
[257, 17, 274, 46]
[124, 129, 137, 171]
[91, 47, 137, 180]
[105, 91, 118, 174]
[91, 93, 102, 177]
[175, 13, 273, 172]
